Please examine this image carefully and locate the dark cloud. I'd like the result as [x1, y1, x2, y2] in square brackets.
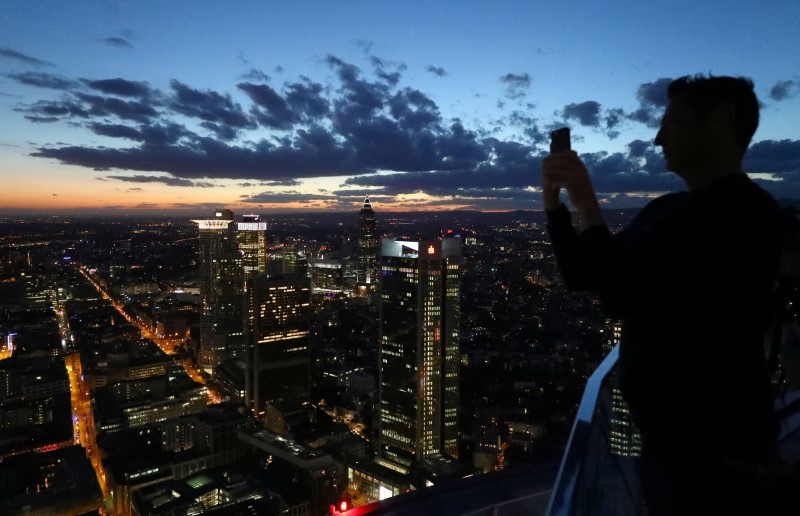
[425, 65, 448, 77]
[88, 122, 187, 145]
[32, 130, 361, 181]
[506, 111, 548, 144]
[562, 101, 601, 127]
[19, 99, 91, 120]
[240, 191, 336, 203]
[388, 88, 441, 131]
[88, 122, 142, 140]
[107, 175, 215, 187]
[326, 54, 388, 120]
[0, 48, 53, 66]
[238, 82, 298, 129]
[74, 92, 158, 122]
[200, 122, 238, 141]
[82, 78, 152, 97]
[240, 69, 270, 82]
[285, 79, 329, 120]
[238, 179, 300, 187]
[630, 77, 671, 128]
[627, 139, 651, 158]
[6, 72, 79, 90]
[344, 138, 536, 195]
[744, 139, 800, 173]
[344, 134, 680, 199]
[169, 80, 253, 128]
[19, 55, 728, 207]
[369, 56, 406, 86]
[769, 80, 798, 102]
[127, 187, 143, 191]
[604, 108, 625, 130]
[500, 73, 532, 99]
[637, 77, 671, 108]
[100, 37, 132, 48]
[24, 116, 60, 123]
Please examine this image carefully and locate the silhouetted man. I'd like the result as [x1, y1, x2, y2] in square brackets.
[543, 76, 783, 515]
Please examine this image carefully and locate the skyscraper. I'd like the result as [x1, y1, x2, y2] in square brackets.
[378, 237, 461, 468]
[357, 197, 379, 289]
[603, 319, 641, 457]
[192, 210, 244, 374]
[245, 273, 311, 418]
[237, 214, 268, 280]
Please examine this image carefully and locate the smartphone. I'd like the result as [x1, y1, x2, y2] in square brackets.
[550, 127, 571, 153]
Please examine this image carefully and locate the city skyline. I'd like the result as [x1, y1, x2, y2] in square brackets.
[2, 1, 800, 214]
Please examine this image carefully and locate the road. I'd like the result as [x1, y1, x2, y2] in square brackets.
[76, 265, 222, 403]
[57, 298, 113, 514]
[314, 402, 369, 441]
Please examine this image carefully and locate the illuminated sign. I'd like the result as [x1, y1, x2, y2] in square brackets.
[427, 245, 435, 255]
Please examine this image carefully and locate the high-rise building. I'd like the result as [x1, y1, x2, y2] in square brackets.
[281, 245, 308, 277]
[357, 197, 379, 289]
[245, 273, 311, 418]
[378, 237, 461, 468]
[237, 215, 268, 280]
[192, 210, 244, 374]
[602, 319, 641, 457]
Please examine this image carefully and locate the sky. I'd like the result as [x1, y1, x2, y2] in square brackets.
[1, 1, 799, 214]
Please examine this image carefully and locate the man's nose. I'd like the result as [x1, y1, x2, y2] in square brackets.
[654, 127, 664, 147]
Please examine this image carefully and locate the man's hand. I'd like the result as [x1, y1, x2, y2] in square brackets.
[542, 151, 605, 229]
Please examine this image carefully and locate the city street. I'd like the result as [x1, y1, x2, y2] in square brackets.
[76, 265, 222, 404]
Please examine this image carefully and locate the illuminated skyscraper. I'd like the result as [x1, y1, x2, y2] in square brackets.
[603, 319, 641, 457]
[192, 210, 244, 374]
[378, 237, 461, 468]
[237, 214, 268, 280]
[357, 197, 379, 289]
[245, 273, 311, 417]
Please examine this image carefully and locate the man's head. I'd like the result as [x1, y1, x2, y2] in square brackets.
[655, 75, 759, 181]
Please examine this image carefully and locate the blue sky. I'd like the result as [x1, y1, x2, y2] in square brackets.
[1, 0, 799, 213]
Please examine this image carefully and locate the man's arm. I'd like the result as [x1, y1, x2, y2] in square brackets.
[542, 151, 605, 232]
[543, 150, 615, 290]
[546, 203, 594, 290]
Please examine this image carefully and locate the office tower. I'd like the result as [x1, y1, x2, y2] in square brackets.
[357, 197, 379, 289]
[608, 384, 642, 457]
[378, 237, 461, 468]
[309, 258, 343, 294]
[281, 245, 308, 277]
[602, 319, 641, 457]
[245, 273, 311, 418]
[192, 210, 244, 374]
[237, 215, 268, 280]
[603, 318, 622, 354]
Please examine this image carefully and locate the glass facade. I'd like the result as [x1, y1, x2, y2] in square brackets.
[237, 215, 268, 280]
[192, 210, 244, 374]
[378, 238, 461, 467]
[245, 274, 311, 416]
[357, 197, 379, 287]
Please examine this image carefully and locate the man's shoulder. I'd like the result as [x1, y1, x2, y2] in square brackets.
[636, 191, 689, 218]
[723, 174, 781, 218]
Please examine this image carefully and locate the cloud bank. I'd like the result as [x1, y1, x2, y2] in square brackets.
[8, 54, 800, 209]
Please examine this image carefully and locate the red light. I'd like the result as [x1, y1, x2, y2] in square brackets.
[340, 500, 348, 512]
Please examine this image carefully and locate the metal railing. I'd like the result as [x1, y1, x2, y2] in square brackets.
[546, 345, 645, 516]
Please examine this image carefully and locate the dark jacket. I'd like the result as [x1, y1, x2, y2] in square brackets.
[547, 173, 782, 461]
